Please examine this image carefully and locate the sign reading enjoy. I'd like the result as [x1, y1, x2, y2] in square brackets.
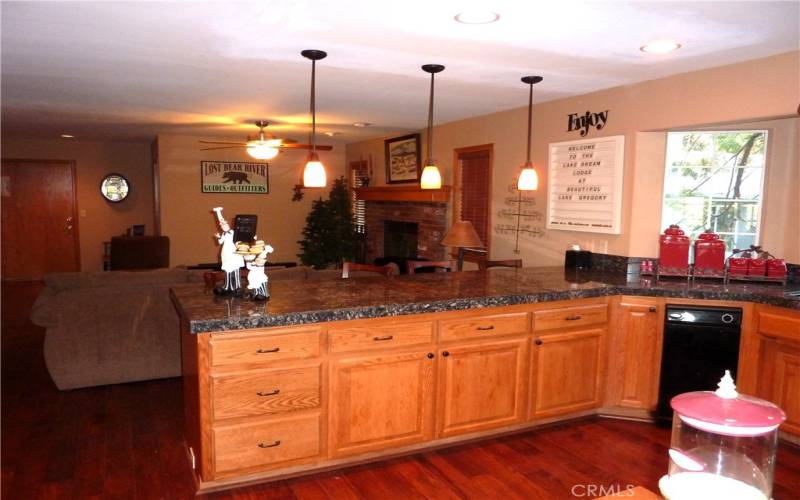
[201, 161, 269, 194]
[567, 110, 609, 136]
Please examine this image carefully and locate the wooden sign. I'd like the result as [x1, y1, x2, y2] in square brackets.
[201, 161, 269, 194]
[547, 135, 624, 234]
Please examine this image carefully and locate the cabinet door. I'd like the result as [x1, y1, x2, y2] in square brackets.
[531, 329, 604, 419]
[617, 299, 662, 409]
[437, 338, 528, 438]
[757, 337, 800, 435]
[329, 349, 435, 457]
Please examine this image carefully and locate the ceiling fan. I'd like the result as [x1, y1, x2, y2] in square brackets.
[199, 120, 333, 160]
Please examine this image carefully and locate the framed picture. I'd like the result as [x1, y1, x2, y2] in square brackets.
[385, 134, 421, 183]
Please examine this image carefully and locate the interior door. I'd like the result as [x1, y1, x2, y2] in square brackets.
[1, 159, 80, 280]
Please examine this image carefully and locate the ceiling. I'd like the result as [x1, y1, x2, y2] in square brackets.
[2, 1, 798, 144]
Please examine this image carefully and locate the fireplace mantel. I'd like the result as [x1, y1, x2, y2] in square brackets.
[354, 185, 451, 203]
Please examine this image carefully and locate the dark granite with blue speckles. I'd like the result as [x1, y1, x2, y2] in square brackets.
[171, 267, 800, 334]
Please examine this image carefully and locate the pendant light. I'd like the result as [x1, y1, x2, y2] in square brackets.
[517, 76, 543, 191]
[420, 64, 445, 190]
[302, 49, 327, 188]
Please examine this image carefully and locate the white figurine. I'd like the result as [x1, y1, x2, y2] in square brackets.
[246, 245, 274, 301]
[212, 209, 244, 297]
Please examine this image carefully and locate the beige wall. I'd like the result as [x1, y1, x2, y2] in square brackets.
[1, 137, 154, 271]
[347, 51, 800, 265]
[157, 134, 346, 267]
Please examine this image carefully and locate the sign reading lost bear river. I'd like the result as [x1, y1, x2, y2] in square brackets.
[547, 135, 624, 234]
[201, 161, 269, 194]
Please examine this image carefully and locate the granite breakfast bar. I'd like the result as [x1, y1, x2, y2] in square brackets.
[171, 267, 800, 492]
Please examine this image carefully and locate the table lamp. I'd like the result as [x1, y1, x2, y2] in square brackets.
[442, 221, 484, 271]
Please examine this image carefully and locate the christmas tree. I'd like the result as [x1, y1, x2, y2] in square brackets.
[298, 176, 357, 268]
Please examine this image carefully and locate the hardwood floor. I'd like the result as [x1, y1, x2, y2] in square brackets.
[2, 281, 799, 499]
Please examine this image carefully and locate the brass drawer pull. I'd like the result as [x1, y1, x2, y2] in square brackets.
[565, 315, 582, 321]
[256, 389, 280, 397]
[476, 325, 495, 331]
[256, 347, 280, 354]
[258, 440, 281, 449]
[373, 335, 394, 341]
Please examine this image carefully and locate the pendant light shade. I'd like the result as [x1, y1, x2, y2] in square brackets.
[517, 75, 543, 191]
[421, 64, 445, 190]
[302, 49, 328, 188]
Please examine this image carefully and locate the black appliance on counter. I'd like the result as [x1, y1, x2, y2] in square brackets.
[656, 305, 742, 423]
[564, 248, 592, 270]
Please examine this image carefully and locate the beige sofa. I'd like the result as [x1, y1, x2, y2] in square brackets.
[31, 265, 338, 390]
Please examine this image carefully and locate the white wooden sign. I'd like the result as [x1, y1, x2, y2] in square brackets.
[547, 135, 624, 234]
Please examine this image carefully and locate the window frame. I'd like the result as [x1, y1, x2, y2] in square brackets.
[660, 129, 769, 251]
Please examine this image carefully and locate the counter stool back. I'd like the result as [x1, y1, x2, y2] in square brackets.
[479, 259, 523, 270]
[341, 261, 399, 278]
[406, 260, 458, 274]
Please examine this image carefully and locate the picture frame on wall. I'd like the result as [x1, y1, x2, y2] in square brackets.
[384, 134, 421, 183]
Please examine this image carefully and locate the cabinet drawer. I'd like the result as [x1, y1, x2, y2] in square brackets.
[213, 413, 320, 474]
[439, 313, 529, 342]
[758, 309, 800, 340]
[328, 321, 434, 353]
[210, 328, 320, 367]
[211, 364, 321, 420]
[533, 304, 607, 332]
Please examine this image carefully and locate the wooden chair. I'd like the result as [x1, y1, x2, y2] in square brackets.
[478, 259, 523, 271]
[341, 261, 399, 278]
[406, 260, 458, 274]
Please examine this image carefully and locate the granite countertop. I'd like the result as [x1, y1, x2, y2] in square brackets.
[170, 267, 800, 333]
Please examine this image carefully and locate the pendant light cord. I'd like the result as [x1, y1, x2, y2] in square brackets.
[526, 82, 533, 164]
[310, 59, 317, 154]
[427, 72, 434, 163]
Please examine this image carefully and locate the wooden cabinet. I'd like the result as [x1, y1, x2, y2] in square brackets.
[612, 297, 663, 410]
[531, 328, 604, 419]
[329, 349, 436, 457]
[436, 338, 528, 437]
[752, 306, 800, 436]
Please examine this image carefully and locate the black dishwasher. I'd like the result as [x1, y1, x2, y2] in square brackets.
[656, 305, 742, 422]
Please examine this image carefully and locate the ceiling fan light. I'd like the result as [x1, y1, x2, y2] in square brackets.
[303, 159, 326, 188]
[420, 164, 442, 190]
[517, 164, 539, 191]
[247, 142, 280, 160]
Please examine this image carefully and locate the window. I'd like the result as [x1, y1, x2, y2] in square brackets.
[350, 162, 366, 234]
[455, 146, 492, 248]
[661, 130, 768, 252]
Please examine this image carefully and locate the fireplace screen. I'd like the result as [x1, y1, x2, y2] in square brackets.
[384, 221, 418, 258]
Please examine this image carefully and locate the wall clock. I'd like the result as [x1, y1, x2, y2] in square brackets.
[100, 173, 130, 202]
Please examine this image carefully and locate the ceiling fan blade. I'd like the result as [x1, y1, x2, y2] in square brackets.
[199, 140, 249, 146]
[279, 143, 334, 151]
[200, 146, 245, 151]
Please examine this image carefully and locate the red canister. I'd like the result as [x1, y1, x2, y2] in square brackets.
[748, 258, 767, 277]
[767, 259, 787, 278]
[728, 258, 749, 277]
[659, 225, 690, 276]
[693, 230, 726, 277]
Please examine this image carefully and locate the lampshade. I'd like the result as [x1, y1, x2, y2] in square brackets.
[303, 155, 326, 188]
[420, 165, 442, 190]
[247, 139, 280, 160]
[518, 163, 539, 191]
[442, 220, 484, 248]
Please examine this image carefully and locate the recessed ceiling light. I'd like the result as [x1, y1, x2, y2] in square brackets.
[454, 11, 499, 24]
[324, 131, 341, 137]
[60, 134, 74, 138]
[352, 122, 372, 128]
[640, 40, 681, 54]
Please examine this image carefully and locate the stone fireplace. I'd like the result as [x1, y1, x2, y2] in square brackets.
[364, 200, 447, 264]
